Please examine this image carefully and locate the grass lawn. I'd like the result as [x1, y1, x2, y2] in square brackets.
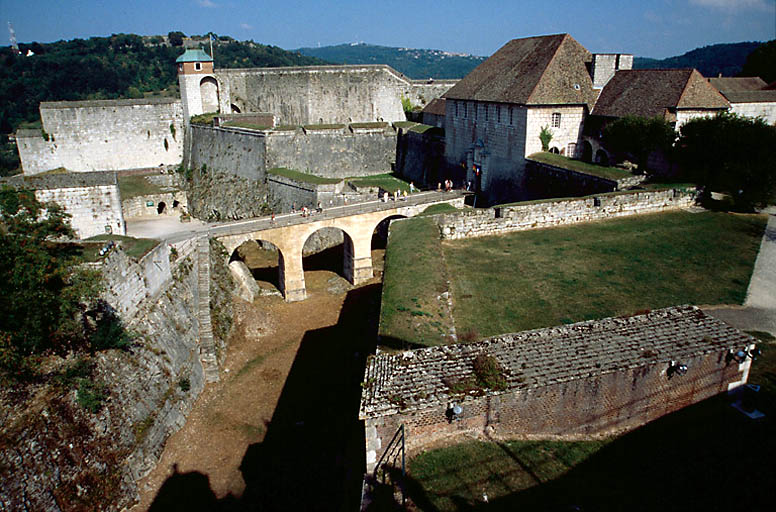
[380, 211, 766, 346]
[347, 173, 411, 193]
[405, 330, 776, 511]
[267, 167, 341, 185]
[82, 234, 159, 261]
[528, 151, 634, 181]
[117, 174, 170, 200]
[379, 217, 453, 348]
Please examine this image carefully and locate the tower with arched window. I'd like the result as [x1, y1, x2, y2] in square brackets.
[176, 48, 218, 121]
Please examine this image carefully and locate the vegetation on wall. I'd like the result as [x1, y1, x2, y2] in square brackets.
[0, 188, 128, 382]
[677, 112, 776, 210]
[602, 116, 674, 172]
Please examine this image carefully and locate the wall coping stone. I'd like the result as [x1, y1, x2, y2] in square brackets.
[40, 97, 180, 109]
[1, 171, 118, 190]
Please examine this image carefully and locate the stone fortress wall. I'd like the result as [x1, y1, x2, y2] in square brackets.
[213, 64, 455, 125]
[16, 98, 185, 175]
[0, 172, 125, 239]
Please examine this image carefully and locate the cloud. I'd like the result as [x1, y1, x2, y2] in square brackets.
[689, 0, 772, 10]
[196, 0, 218, 7]
[240, 23, 253, 30]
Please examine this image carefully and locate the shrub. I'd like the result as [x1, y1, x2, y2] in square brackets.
[178, 377, 190, 392]
[76, 378, 107, 413]
[473, 354, 508, 391]
[539, 125, 553, 151]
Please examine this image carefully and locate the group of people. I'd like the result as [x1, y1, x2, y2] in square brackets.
[438, 179, 455, 192]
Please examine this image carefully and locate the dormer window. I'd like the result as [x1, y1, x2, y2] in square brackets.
[195, 62, 202, 71]
[552, 112, 561, 128]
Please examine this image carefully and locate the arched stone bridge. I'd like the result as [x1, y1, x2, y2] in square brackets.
[210, 191, 467, 301]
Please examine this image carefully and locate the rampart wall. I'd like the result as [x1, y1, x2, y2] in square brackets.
[0, 172, 125, 239]
[16, 98, 184, 175]
[524, 159, 645, 199]
[438, 188, 695, 240]
[394, 127, 448, 186]
[214, 65, 454, 125]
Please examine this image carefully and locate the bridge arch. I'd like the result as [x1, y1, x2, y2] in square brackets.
[230, 239, 286, 295]
[301, 226, 357, 284]
[370, 214, 408, 249]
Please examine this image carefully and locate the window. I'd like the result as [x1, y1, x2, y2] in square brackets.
[195, 62, 202, 71]
[484, 104, 488, 121]
[455, 101, 459, 117]
[474, 103, 478, 120]
[509, 107, 514, 125]
[464, 102, 467, 118]
[496, 105, 501, 123]
[551, 112, 561, 128]
[567, 143, 576, 158]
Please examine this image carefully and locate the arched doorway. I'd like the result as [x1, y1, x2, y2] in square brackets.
[595, 149, 609, 166]
[200, 76, 219, 113]
[581, 141, 593, 163]
[157, 202, 166, 214]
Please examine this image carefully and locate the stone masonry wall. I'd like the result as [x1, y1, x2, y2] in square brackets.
[524, 159, 645, 200]
[731, 102, 776, 125]
[122, 192, 188, 220]
[438, 188, 695, 240]
[395, 128, 447, 187]
[16, 98, 184, 175]
[368, 347, 745, 462]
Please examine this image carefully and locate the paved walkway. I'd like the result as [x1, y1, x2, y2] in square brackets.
[704, 212, 776, 336]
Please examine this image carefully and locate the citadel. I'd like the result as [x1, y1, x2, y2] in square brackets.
[1, 33, 774, 510]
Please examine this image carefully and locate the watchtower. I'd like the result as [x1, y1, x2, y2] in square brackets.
[176, 48, 218, 121]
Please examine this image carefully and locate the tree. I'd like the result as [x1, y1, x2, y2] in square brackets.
[539, 125, 553, 152]
[740, 40, 776, 84]
[602, 116, 674, 172]
[678, 112, 776, 210]
[0, 188, 102, 375]
[168, 31, 185, 47]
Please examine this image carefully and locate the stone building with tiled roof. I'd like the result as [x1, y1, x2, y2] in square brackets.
[360, 305, 757, 472]
[708, 76, 776, 125]
[442, 34, 632, 202]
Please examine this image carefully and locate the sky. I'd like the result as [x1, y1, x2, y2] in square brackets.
[1, 0, 774, 58]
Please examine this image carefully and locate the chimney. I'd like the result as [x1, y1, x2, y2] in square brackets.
[591, 53, 633, 89]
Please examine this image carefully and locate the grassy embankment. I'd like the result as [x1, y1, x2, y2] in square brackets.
[380, 210, 766, 347]
[82, 234, 159, 261]
[117, 174, 170, 200]
[405, 331, 776, 511]
[527, 151, 635, 181]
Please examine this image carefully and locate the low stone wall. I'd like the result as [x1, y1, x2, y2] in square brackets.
[438, 188, 695, 240]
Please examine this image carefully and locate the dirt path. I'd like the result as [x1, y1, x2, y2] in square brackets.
[131, 251, 384, 511]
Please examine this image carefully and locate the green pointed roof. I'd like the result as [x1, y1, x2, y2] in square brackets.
[176, 48, 213, 63]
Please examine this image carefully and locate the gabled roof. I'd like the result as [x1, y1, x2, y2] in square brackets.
[720, 91, 776, 104]
[592, 69, 729, 119]
[708, 76, 767, 94]
[442, 34, 597, 108]
[175, 48, 213, 63]
[422, 97, 446, 116]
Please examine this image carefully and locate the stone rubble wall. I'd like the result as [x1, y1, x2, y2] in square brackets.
[438, 188, 695, 240]
[122, 192, 188, 220]
[16, 98, 184, 175]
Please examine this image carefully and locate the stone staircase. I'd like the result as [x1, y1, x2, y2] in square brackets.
[197, 235, 220, 383]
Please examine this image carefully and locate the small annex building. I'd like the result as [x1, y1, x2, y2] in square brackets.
[708, 76, 776, 125]
[360, 305, 756, 472]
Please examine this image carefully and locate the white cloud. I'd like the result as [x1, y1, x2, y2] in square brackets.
[689, 0, 772, 10]
[197, 0, 218, 8]
[240, 23, 253, 30]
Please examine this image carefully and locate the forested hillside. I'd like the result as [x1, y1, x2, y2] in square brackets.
[0, 33, 326, 134]
[634, 41, 763, 78]
[297, 43, 486, 79]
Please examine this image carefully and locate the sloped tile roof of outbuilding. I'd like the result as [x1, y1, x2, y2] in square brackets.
[591, 69, 729, 119]
[708, 76, 767, 93]
[359, 305, 754, 419]
[442, 34, 598, 109]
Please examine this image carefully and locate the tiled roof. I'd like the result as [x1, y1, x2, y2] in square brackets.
[721, 90, 776, 104]
[422, 98, 446, 116]
[708, 76, 767, 93]
[176, 48, 213, 63]
[442, 34, 597, 109]
[359, 305, 754, 419]
[592, 69, 729, 119]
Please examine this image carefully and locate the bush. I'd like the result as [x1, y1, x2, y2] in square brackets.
[178, 377, 190, 392]
[539, 125, 553, 152]
[76, 379, 107, 413]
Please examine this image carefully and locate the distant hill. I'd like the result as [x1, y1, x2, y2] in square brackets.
[0, 33, 327, 134]
[296, 43, 485, 79]
[634, 41, 763, 77]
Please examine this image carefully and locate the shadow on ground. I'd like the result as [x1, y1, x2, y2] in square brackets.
[148, 283, 382, 511]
